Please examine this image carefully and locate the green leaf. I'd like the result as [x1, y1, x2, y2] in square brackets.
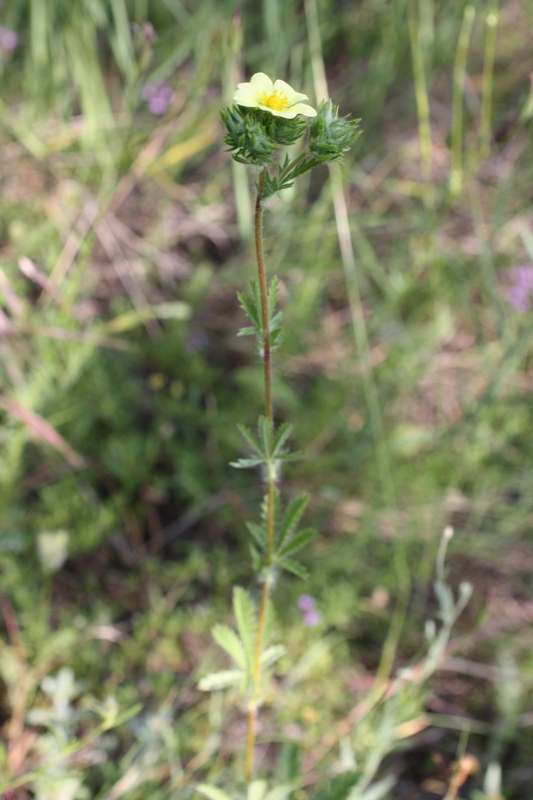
[230, 457, 265, 469]
[250, 544, 264, 574]
[196, 784, 235, 800]
[261, 644, 286, 669]
[272, 423, 293, 458]
[212, 624, 246, 669]
[237, 424, 264, 457]
[276, 494, 309, 549]
[278, 528, 316, 558]
[246, 521, 267, 550]
[271, 328, 283, 348]
[267, 276, 279, 319]
[276, 558, 308, 579]
[270, 311, 284, 331]
[233, 587, 256, 670]
[237, 289, 260, 328]
[259, 416, 274, 457]
[276, 451, 303, 463]
[237, 326, 260, 337]
[248, 780, 268, 800]
[198, 669, 244, 691]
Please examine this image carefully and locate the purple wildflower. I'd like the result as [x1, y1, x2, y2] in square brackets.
[141, 81, 174, 115]
[506, 264, 533, 312]
[0, 25, 18, 52]
[302, 608, 322, 627]
[297, 594, 315, 611]
[297, 594, 322, 626]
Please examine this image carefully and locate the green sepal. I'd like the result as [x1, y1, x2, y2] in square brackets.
[308, 100, 362, 163]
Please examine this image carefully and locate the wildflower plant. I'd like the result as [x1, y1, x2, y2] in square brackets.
[199, 74, 361, 785]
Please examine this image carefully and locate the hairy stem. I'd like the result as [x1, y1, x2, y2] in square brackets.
[245, 168, 277, 782]
[255, 170, 273, 422]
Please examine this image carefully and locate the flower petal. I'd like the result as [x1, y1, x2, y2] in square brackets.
[273, 79, 309, 105]
[267, 103, 316, 118]
[250, 72, 274, 94]
[291, 103, 317, 117]
[233, 84, 262, 107]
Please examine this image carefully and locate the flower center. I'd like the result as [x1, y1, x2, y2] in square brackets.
[260, 90, 290, 111]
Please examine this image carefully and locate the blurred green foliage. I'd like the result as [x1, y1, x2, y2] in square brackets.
[0, 0, 532, 796]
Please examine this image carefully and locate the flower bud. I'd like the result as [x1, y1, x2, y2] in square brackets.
[308, 100, 361, 162]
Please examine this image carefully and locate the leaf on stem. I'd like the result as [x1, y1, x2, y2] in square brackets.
[276, 558, 308, 579]
[277, 528, 316, 558]
[212, 624, 247, 670]
[236, 424, 263, 456]
[275, 494, 309, 550]
[260, 644, 286, 669]
[272, 422, 293, 458]
[246, 520, 267, 550]
[198, 669, 244, 691]
[233, 587, 256, 671]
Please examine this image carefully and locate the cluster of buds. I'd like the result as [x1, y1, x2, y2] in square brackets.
[221, 72, 361, 188]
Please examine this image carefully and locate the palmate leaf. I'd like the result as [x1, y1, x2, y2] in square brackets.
[233, 587, 256, 671]
[276, 494, 309, 549]
[231, 456, 266, 469]
[270, 311, 283, 332]
[212, 624, 246, 670]
[270, 327, 283, 349]
[250, 543, 264, 574]
[237, 424, 263, 457]
[260, 644, 286, 669]
[259, 416, 274, 457]
[246, 520, 267, 550]
[237, 286, 260, 328]
[236, 419, 297, 465]
[237, 326, 259, 337]
[276, 557, 308, 579]
[277, 528, 316, 559]
[198, 669, 244, 691]
[267, 276, 279, 320]
[272, 422, 293, 458]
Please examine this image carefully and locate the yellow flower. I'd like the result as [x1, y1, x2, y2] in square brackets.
[233, 72, 317, 119]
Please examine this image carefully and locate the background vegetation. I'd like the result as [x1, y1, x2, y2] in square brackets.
[0, 0, 532, 797]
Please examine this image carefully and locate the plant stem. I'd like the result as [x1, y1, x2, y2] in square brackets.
[255, 170, 273, 423]
[245, 168, 277, 782]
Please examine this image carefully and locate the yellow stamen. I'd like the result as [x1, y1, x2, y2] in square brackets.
[260, 90, 290, 111]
